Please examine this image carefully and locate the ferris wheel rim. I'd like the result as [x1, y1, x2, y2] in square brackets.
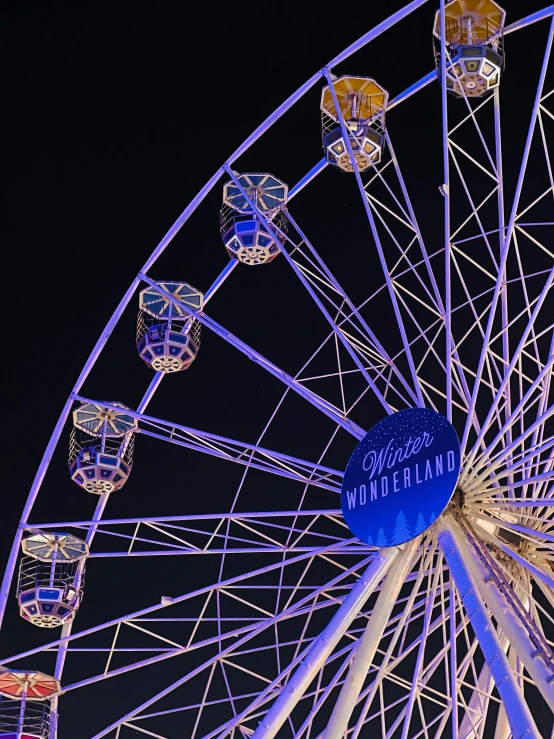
[2, 0, 551, 596]
[2, 2, 554, 737]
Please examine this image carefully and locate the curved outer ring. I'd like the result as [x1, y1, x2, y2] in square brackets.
[0, 0, 551, 705]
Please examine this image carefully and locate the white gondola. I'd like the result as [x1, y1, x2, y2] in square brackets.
[220, 173, 288, 265]
[69, 401, 136, 493]
[136, 281, 203, 373]
[17, 533, 88, 628]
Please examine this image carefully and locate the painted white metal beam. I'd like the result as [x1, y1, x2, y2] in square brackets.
[251, 548, 399, 739]
[455, 520, 554, 713]
[323, 539, 419, 738]
[436, 515, 541, 739]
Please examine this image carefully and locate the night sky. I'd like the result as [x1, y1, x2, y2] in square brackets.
[2, 0, 553, 735]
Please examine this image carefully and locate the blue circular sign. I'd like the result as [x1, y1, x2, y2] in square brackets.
[341, 408, 461, 547]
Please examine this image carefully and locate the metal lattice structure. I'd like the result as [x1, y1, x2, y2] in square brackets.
[1, 1, 554, 737]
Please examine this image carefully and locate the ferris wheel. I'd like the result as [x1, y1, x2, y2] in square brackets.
[2, 0, 554, 736]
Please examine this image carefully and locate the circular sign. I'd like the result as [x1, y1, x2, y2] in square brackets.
[341, 408, 461, 547]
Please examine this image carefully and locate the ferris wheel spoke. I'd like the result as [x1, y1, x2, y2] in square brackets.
[468, 467, 554, 498]
[365, 183, 415, 232]
[240, 549, 399, 739]
[442, 258, 503, 416]
[537, 106, 554, 197]
[222, 166, 415, 415]
[447, 198, 505, 442]
[458, 645, 518, 739]
[0, 537, 362, 670]
[456, 640, 498, 739]
[292, 649, 354, 738]
[461, 288, 554, 481]
[388, 130, 448, 321]
[340, 543, 450, 738]
[71, 395, 342, 492]
[324, 540, 420, 739]
[86, 552, 391, 739]
[284, 209, 423, 410]
[322, 67, 426, 409]
[386, 297, 450, 413]
[468, 462, 554, 508]
[504, 7, 554, 34]
[80, 523, 353, 558]
[107, 563, 449, 738]
[27, 510, 343, 532]
[51, 582, 390, 735]
[137, 274, 364, 439]
[448, 289, 505, 436]
[489, 535, 554, 591]
[448, 516, 554, 713]
[68, 395, 343, 493]
[448, 151, 500, 261]
[200, 644, 322, 738]
[264, 210, 388, 354]
[363, 187, 429, 289]
[108, 548, 434, 712]
[436, 515, 542, 738]
[213, 548, 450, 737]
[360, 197, 460, 412]
[460, 272, 550, 472]
[463, 398, 554, 496]
[466, 434, 554, 497]
[467, 510, 554, 573]
[460, 17, 554, 459]
[291, 275, 419, 412]
[511, 229, 553, 367]
[437, 0, 453, 427]
[362, 156, 442, 303]
[515, 185, 554, 224]
[399, 546, 452, 739]
[324, 544, 432, 735]
[297, 243, 489, 419]
[346, 551, 443, 739]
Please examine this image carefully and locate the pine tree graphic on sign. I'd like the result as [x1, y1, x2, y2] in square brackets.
[429, 511, 437, 527]
[391, 510, 412, 545]
[414, 512, 427, 535]
[376, 527, 388, 547]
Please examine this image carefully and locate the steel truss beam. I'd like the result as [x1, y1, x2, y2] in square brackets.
[221, 166, 415, 415]
[322, 68, 425, 410]
[70, 395, 343, 493]
[85, 552, 395, 739]
[251, 548, 399, 738]
[2, 3, 554, 738]
[138, 274, 365, 439]
[437, 515, 541, 739]
[459, 517, 554, 712]
[323, 540, 419, 738]
[460, 15, 554, 460]
[3, 1, 431, 629]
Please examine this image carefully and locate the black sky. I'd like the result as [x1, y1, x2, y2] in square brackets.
[2, 0, 553, 735]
